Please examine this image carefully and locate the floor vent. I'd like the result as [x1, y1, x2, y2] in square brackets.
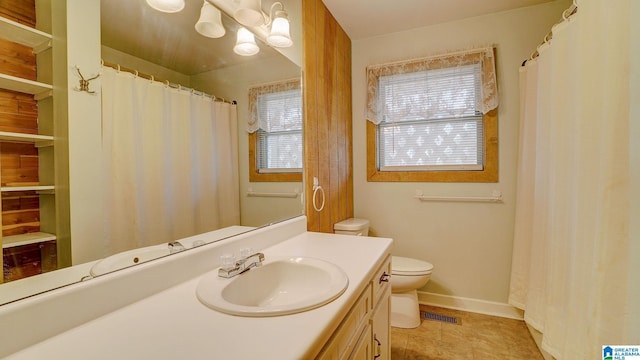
[422, 311, 460, 325]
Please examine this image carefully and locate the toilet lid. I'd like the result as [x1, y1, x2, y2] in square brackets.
[392, 256, 433, 276]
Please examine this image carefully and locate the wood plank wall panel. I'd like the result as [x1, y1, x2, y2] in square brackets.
[317, 3, 336, 233]
[302, 0, 320, 231]
[338, 25, 353, 221]
[0, 40, 37, 81]
[303, 0, 353, 232]
[0, 91, 38, 133]
[0, 0, 36, 26]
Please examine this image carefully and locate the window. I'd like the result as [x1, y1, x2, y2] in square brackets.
[366, 48, 499, 182]
[248, 79, 302, 182]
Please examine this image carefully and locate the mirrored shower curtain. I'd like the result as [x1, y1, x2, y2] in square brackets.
[100, 66, 239, 255]
[509, 1, 637, 358]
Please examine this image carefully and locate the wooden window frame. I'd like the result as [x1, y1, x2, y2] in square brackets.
[248, 131, 302, 182]
[366, 109, 498, 182]
[248, 79, 302, 182]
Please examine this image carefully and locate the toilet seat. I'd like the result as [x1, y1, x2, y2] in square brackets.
[392, 256, 433, 276]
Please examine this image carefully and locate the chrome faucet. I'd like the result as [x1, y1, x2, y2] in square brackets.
[168, 241, 186, 254]
[218, 252, 265, 278]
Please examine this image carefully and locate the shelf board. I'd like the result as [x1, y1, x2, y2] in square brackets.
[0, 131, 54, 147]
[2, 232, 56, 249]
[0, 17, 52, 52]
[1, 185, 55, 193]
[0, 73, 52, 98]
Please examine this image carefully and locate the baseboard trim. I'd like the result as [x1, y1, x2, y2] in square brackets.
[417, 291, 524, 320]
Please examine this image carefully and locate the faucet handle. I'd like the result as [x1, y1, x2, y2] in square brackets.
[220, 254, 236, 270]
[240, 247, 253, 258]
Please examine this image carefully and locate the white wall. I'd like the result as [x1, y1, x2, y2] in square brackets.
[51, 0, 104, 265]
[351, 1, 570, 303]
[101, 46, 190, 85]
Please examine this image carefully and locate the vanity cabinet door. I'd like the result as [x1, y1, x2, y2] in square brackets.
[349, 324, 371, 359]
[370, 290, 390, 360]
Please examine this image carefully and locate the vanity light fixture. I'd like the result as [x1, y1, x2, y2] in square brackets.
[146, 0, 294, 56]
[145, 0, 185, 13]
[195, 1, 226, 38]
[234, 27, 260, 56]
[266, 3, 293, 48]
[234, 1, 293, 49]
[234, 0, 265, 27]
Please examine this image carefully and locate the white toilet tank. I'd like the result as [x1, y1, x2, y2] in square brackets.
[334, 218, 370, 236]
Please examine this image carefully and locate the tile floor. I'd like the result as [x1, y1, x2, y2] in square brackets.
[390, 305, 543, 360]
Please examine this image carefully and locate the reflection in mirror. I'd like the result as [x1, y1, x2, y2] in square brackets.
[0, 0, 302, 306]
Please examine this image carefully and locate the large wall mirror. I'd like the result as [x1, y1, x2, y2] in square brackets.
[0, 0, 302, 306]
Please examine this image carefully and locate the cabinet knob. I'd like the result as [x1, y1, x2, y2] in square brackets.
[379, 272, 390, 284]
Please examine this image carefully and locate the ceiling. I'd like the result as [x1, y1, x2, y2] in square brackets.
[101, 0, 300, 75]
[101, 0, 555, 75]
[321, 0, 556, 40]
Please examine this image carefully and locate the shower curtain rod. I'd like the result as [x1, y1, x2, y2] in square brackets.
[101, 60, 236, 104]
[521, 1, 578, 66]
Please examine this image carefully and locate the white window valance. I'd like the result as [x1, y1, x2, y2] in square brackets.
[366, 47, 498, 125]
[247, 78, 302, 133]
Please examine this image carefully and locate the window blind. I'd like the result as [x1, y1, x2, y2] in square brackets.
[377, 64, 484, 170]
[256, 89, 302, 171]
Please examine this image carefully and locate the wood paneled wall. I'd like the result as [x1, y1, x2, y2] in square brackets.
[303, 0, 353, 232]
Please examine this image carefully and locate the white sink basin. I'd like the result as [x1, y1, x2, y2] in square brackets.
[90, 244, 170, 276]
[196, 257, 349, 317]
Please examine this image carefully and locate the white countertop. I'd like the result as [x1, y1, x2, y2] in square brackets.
[6, 232, 392, 359]
[0, 226, 256, 306]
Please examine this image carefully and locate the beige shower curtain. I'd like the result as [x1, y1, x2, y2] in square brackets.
[100, 66, 239, 255]
[509, 0, 638, 358]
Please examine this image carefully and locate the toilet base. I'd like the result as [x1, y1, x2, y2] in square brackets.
[391, 290, 421, 329]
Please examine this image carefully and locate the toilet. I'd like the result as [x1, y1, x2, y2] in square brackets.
[334, 218, 434, 329]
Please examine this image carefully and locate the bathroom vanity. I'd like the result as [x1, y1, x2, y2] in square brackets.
[0, 216, 392, 359]
[317, 255, 391, 359]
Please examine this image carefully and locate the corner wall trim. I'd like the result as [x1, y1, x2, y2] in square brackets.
[417, 291, 524, 320]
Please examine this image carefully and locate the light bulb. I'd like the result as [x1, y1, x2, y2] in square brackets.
[234, 27, 260, 56]
[267, 15, 292, 47]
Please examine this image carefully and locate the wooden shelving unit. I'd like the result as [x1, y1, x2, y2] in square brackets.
[0, 16, 51, 52]
[2, 231, 56, 249]
[1, 185, 55, 193]
[0, 5, 56, 283]
[0, 131, 54, 147]
[0, 73, 52, 98]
